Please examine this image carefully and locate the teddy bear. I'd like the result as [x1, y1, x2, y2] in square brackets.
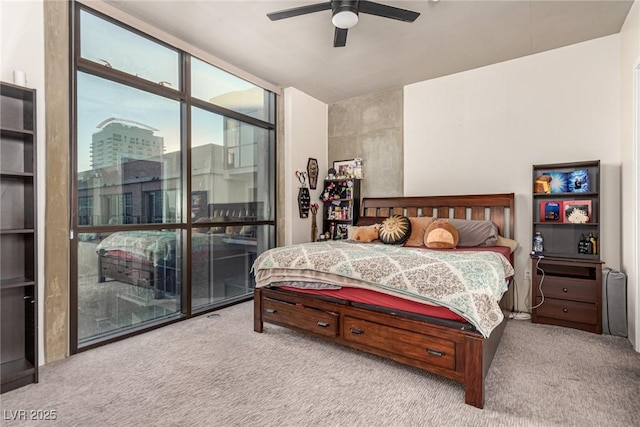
[424, 220, 459, 249]
[534, 174, 553, 194]
[352, 226, 379, 243]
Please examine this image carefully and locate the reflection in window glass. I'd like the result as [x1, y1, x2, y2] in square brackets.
[80, 9, 180, 88]
[77, 230, 182, 344]
[192, 224, 274, 311]
[77, 72, 182, 225]
[191, 57, 275, 123]
[75, 4, 276, 348]
[191, 107, 274, 222]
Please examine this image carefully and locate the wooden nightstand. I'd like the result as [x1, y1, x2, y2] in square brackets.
[531, 256, 603, 334]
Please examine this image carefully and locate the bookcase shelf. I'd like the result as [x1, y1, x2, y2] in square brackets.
[1, 82, 38, 393]
[532, 160, 600, 259]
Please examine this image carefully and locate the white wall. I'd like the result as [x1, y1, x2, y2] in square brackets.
[404, 36, 622, 319]
[283, 88, 328, 245]
[1, 0, 46, 365]
[620, 0, 640, 350]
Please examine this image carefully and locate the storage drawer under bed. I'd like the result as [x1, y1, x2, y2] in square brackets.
[342, 316, 456, 370]
[262, 298, 339, 338]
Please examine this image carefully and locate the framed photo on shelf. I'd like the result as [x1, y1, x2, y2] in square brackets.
[568, 169, 590, 193]
[539, 201, 562, 222]
[563, 200, 592, 223]
[547, 171, 569, 193]
[333, 159, 358, 178]
[335, 223, 349, 240]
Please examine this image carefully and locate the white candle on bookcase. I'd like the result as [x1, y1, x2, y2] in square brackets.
[13, 70, 26, 86]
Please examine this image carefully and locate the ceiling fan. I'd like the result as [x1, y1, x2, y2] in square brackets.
[267, 0, 420, 47]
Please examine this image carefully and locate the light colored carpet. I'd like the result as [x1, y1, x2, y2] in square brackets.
[1, 301, 638, 426]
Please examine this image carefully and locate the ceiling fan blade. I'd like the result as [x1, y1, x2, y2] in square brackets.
[358, 0, 420, 22]
[267, 2, 331, 21]
[334, 27, 348, 47]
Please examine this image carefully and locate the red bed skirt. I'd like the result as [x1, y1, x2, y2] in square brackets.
[277, 286, 467, 322]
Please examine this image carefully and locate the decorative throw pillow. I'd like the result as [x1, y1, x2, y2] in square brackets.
[347, 224, 379, 240]
[446, 218, 498, 247]
[424, 220, 459, 249]
[404, 216, 435, 247]
[379, 215, 412, 245]
[352, 226, 379, 243]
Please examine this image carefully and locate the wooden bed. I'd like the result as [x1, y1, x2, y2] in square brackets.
[253, 193, 515, 409]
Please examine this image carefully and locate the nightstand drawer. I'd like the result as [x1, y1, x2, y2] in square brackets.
[262, 298, 338, 338]
[535, 297, 597, 325]
[540, 276, 596, 303]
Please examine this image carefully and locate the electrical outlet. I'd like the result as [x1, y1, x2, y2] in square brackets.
[524, 270, 531, 281]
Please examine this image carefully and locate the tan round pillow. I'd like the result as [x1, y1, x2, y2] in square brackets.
[379, 215, 411, 245]
[424, 220, 459, 249]
[352, 226, 379, 243]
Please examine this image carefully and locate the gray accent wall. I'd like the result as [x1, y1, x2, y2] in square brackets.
[328, 89, 403, 199]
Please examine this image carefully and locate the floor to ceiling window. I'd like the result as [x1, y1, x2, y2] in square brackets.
[72, 4, 276, 349]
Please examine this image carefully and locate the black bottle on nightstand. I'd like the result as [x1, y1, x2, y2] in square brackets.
[579, 234, 586, 254]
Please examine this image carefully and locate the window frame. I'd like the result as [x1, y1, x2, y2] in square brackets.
[70, 3, 277, 353]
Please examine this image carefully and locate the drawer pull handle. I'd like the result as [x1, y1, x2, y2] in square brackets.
[317, 321, 330, 328]
[427, 348, 444, 357]
[350, 327, 364, 335]
[563, 288, 568, 293]
[266, 308, 277, 314]
[563, 308, 568, 313]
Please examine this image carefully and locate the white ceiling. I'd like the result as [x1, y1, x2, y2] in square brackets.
[104, 0, 634, 104]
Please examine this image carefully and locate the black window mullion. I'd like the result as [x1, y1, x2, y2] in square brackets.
[183, 54, 192, 317]
[77, 58, 184, 102]
[191, 97, 275, 130]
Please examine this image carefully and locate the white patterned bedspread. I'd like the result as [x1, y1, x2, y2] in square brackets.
[252, 241, 514, 337]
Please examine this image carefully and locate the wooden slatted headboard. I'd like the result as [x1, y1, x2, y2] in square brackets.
[360, 193, 515, 239]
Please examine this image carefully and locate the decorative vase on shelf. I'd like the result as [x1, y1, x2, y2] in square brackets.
[311, 212, 318, 242]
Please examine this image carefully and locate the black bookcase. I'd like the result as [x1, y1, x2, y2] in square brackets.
[1, 82, 38, 392]
[531, 160, 603, 334]
[321, 179, 361, 240]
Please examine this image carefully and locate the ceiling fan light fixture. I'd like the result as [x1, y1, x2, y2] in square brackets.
[332, 10, 358, 29]
[267, 0, 420, 47]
